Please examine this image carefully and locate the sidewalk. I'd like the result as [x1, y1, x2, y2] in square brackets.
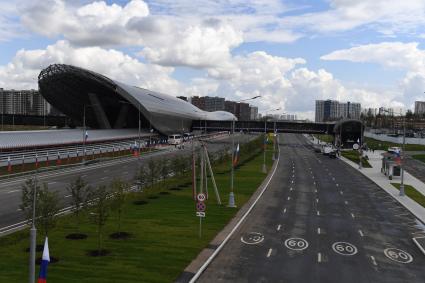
[306, 134, 425, 224]
[341, 150, 425, 223]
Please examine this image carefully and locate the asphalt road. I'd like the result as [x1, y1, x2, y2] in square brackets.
[0, 133, 254, 231]
[404, 154, 425, 184]
[197, 133, 425, 283]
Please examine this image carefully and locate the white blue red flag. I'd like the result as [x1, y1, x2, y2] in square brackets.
[37, 237, 50, 283]
[7, 156, 11, 173]
[394, 149, 402, 165]
[233, 144, 240, 166]
[85, 130, 89, 141]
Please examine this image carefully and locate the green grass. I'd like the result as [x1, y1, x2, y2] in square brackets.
[391, 183, 425, 208]
[341, 150, 372, 168]
[314, 134, 334, 143]
[0, 142, 275, 283]
[412, 154, 425, 163]
[365, 137, 425, 151]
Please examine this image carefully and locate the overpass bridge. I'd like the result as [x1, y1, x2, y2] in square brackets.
[192, 120, 335, 135]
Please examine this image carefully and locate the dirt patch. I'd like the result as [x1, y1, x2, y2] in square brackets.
[86, 249, 111, 257]
[133, 200, 148, 205]
[25, 244, 44, 253]
[109, 232, 132, 239]
[65, 233, 88, 240]
[159, 191, 170, 195]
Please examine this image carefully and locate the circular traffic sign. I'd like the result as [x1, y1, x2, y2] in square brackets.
[332, 242, 358, 256]
[241, 232, 264, 245]
[384, 248, 413, 264]
[196, 201, 206, 212]
[197, 193, 206, 202]
[284, 238, 309, 251]
[353, 143, 359, 150]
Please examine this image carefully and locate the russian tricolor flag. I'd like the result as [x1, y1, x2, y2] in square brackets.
[38, 237, 50, 283]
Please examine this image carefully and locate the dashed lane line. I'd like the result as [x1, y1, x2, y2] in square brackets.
[283, 208, 287, 214]
[344, 201, 348, 205]
[370, 256, 378, 266]
[277, 224, 281, 231]
[351, 213, 355, 219]
[318, 252, 322, 263]
[287, 196, 291, 201]
[317, 227, 321, 235]
[267, 248, 273, 258]
[317, 211, 320, 216]
[358, 230, 364, 237]
[65, 195, 71, 198]
[6, 189, 20, 194]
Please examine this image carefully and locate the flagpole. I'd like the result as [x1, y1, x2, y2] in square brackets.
[29, 169, 37, 283]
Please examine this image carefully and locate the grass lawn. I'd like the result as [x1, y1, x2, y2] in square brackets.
[365, 137, 425, 151]
[391, 183, 425, 208]
[0, 140, 275, 283]
[412, 154, 425, 163]
[314, 134, 334, 143]
[341, 150, 372, 168]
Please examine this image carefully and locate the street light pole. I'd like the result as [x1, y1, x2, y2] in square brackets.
[262, 108, 280, 173]
[400, 115, 406, 196]
[228, 95, 260, 208]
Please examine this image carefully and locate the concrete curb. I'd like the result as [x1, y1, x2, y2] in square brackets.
[175, 148, 280, 283]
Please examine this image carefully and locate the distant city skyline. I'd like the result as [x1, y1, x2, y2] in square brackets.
[1, 1, 425, 120]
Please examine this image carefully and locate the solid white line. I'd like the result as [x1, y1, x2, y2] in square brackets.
[358, 230, 364, 237]
[317, 227, 321, 234]
[277, 224, 281, 231]
[188, 144, 281, 283]
[318, 252, 322, 263]
[267, 248, 273, 258]
[351, 213, 355, 219]
[370, 256, 377, 266]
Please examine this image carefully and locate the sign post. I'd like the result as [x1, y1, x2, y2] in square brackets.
[196, 193, 206, 238]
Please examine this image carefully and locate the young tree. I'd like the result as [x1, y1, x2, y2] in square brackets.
[110, 178, 129, 235]
[89, 185, 111, 254]
[159, 158, 170, 189]
[20, 177, 41, 226]
[37, 184, 61, 237]
[67, 176, 90, 231]
[146, 158, 159, 189]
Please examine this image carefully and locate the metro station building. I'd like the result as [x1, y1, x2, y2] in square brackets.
[38, 64, 236, 135]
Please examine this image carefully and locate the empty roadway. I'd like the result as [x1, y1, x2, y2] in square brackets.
[197, 133, 425, 283]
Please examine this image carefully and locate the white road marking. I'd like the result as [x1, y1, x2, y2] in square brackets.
[336, 184, 339, 187]
[65, 195, 72, 198]
[277, 224, 281, 231]
[101, 177, 108, 180]
[16, 208, 22, 211]
[318, 252, 322, 263]
[48, 181, 57, 185]
[283, 208, 287, 214]
[351, 213, 355, 219]
[287, 196, 291, 201]
[316, 198, 319, 203]
[340, 191, 344, 195]
[290, 187, 293, 191]
[7, 189, 20, 194]
[317, 211, 320, 216]
[344, 201, 348, 205]
[267, 248, 273, 258]
[291, 180, 294, 184]
[370, 256, 378, 266]
[358, 230, 364, 237]
[317, 227, 321, 234]
[315, 189, 318, 193]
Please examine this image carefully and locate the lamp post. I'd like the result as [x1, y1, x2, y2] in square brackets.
[118, 100, 142, 160]
[383, 109, 406, 196]
[262, 108, 281, 173]
[228, 95, 260, 208]
[28, 169, 38, 283]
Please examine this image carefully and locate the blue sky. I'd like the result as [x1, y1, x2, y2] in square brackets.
[1, 0, 425, 119]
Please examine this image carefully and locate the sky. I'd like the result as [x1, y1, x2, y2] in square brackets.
[1, 0, 425, 120]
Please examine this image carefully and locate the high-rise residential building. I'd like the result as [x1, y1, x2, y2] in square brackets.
[225, 101, 237, 115]
[0, 88, 51, 116]
[415, 101, 425, 115]
[190, 96, 225, 112]
[315, 99, 361, 122]
[280, 114, 297, 121]
[177, 96, 187, 102]
[236, 102, 251, 120]
[315, 100, 340, 122]
[250, 106, 258, 120]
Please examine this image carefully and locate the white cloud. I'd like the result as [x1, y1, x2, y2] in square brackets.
[321, 42, 425, 72]
[0, 40, 181, 94]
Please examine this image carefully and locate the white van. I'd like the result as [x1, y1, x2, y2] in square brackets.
[168, 134, 183, 145]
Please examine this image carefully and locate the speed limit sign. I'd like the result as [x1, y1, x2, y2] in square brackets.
[197, 193, 206, 202]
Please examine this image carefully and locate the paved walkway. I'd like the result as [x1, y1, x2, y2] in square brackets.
[308, 135, 425, 224]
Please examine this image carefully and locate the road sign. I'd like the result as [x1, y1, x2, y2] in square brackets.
[196, 212, 205, 217]
[353, 143, 359, 150]
[197, 193, 206, 202]
[196, 201, 206, 212]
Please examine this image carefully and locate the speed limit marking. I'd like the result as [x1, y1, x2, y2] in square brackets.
[241, 232, 265, 245]
[384, 248, 413, 264]
[197, 193, 206, 202]
[284, 238, 309, 251]
[332, 242, 358, 256]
